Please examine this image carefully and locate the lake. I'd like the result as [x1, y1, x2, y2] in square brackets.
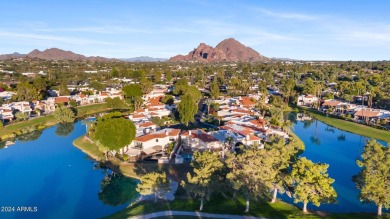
[287, 113, 389, 213]
[1, 115, 388, 218]
[0, 121, 137, 219]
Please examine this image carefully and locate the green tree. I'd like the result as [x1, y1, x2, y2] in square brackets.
[303, 78, 316, 95]
[13, 82, 41, 101]
[150, 116, 165, 127]
[136, 172, 170, 203]
[264, 138, 297, 203]
[105, 97, 127, 109]
[173, 78, 188, 96]
[122, 84, 142, 100]
[183, 151, 224, 210]
[186, 86, 202, 102]
[161, 95, 174, 105]
[353, 140, 390, 216]
[93, 117, 136, 159]
[289, 157, 337, 213]
[226, 146, 277, 212]
[178, 94, 198, 126]
[89, 81, 106, 91]
[53, 106, 76, 123]
[58, 80, 70, 96]
[140, 78, 153, 94]
[210, 77, 220, 100]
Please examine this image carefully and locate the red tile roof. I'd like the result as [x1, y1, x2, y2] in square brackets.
[149, 96, 163, 106]
[248, 134, 261, 141]
[132, 114, 145, 119]
[139, 121, 156, 127]
[55, 97, 69, 103]
[231, 109, 252, 114]
[322, 100, 340, 107]
[354, 110, 380, 118]
[135, 129, 180, 142]
[249, 119, 267, 127]
[240, 97, 255, 106]
[193, 133, 219, 143]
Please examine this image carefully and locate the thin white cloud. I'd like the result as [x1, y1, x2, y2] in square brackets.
[252, 7, 318, 21]
[0, 31, 118, 45]
[33, 26, 153, 34]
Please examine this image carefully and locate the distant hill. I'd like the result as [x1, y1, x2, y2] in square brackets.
[121, 56, 167, 62]
[0, 48, 116, 61]
[27, 48, 115, 61]
[169, 38, 269, 62]
[0, 52, 26, 60]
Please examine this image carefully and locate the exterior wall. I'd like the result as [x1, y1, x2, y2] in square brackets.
[133, 135, 178, 150]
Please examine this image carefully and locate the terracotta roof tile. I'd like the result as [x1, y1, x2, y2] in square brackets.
[354, 110, 381, 118]
[55, 97, 69, 103]
[139, 121, 156, 127]
[239, 97, 255, 106]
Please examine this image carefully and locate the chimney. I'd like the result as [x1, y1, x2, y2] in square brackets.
[165, 130, 168, 136]
[246, 134, 250, 141]
[145, 108, 148, 112]
[189, 130, 192, 135]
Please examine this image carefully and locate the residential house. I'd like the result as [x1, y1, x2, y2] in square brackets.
[297, 95, 319, 107]
[129, 128, 180, 155]
[181, 129, 223, 151]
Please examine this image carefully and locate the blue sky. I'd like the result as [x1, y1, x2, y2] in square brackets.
[0, 0, 389, 60]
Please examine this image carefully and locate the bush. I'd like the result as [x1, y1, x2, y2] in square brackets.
[36, 124, 47, 130]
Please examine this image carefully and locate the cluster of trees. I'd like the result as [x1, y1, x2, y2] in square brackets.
[171, 78, 202, 127]
[3, 58, 390, 109]
[138, 137, 336, 213]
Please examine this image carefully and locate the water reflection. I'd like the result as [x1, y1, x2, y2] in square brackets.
[55, 122, 75, 137]
[289, 113, 389, 213]
[17, 130, 43, 142]
[98, 171, 139, 206]
[337, 134, 346, 141]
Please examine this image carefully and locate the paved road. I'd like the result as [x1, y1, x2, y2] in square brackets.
[128, 211, 269, 219]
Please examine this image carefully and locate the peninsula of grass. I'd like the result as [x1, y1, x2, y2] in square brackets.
[105, 194, 389, 219]
[299, 107, 390, 143]
[73, 135, 191, 180]
[0, 103, 110, 141]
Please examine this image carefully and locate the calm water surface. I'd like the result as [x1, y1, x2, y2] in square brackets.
[1, 116, 389, 217]
[0, 121, 134, 219]
[287, 114, 389, 213]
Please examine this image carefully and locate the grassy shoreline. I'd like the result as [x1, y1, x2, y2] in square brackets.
[0, 103, 110, 141]
[72, 135, 141, 179]
[297, 106, 390, 143]
[74, 136, 388, 219]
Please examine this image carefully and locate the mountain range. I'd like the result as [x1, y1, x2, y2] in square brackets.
[120, 56, 167, 62]
[169, 38, 269, 62]
[0, 38, 269, 62]
[0, 48, 115, 61]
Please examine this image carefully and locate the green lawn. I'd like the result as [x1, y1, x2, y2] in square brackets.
[73, 135, 105, 160]
[0, 114, 55, 136]
[300, 107, 390, 143]
[0, 103, 110, 141]
[78, 103, 111, 115]
[104, 194, 388, 219]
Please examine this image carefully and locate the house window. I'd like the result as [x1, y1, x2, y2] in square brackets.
[156, 139, 159, 142]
